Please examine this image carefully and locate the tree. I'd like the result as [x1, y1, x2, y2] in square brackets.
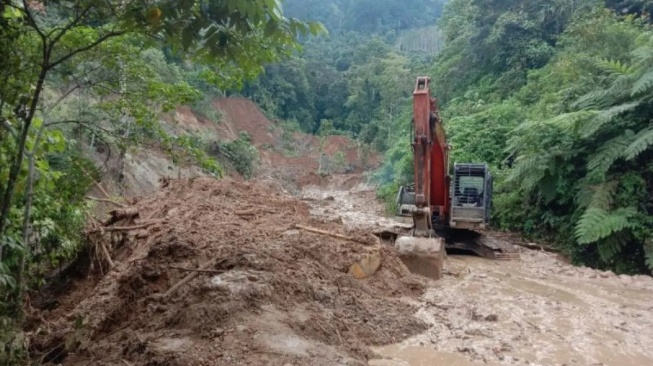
[0, 0, 322, 262]
[0, 0, 324, 348]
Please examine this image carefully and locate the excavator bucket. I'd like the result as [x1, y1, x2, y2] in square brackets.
[395, 235, 444, 280]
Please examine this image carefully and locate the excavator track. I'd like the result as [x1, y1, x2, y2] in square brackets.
[472, 233, 521, 260]
[440, 229, 521, 261]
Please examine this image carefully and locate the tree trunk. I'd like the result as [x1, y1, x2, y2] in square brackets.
[0, 62, 49, 261]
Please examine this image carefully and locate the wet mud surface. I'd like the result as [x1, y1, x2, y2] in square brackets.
[28, 174, 653, 366]
[303, 176, 653, 366]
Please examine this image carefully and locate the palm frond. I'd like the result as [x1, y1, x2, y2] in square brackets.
[575, 206, 637, 245]
[579, 102, 640, 138]
[631, 68, 653, 96]
[538, 173, 558, 204]
[594, 58, 636, 76]
[572, 90, 611, 110]
[597, 230, 630, 262]
[624, 126, 653, 160]
[586, 131, 634, 178]
[544, 110, 597, 132]
[507, 154, 546, 192]
[644, 237, 653, 272]
[575, 180, 617, 210]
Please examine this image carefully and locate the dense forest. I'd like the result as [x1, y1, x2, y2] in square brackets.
[2, 0, 653, 361]
[240, 0, 653, 275]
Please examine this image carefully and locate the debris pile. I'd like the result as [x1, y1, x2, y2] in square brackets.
[29, 177, 427, 366]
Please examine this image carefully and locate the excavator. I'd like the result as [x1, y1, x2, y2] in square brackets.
[393, 76, 519, 280]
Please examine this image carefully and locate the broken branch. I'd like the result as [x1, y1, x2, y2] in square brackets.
[88, 220, 165, 233]
[85, 196, 127, 208]
[164, 258, 219, 298]
[103, 207, 139, 226]
[169, 266, 225, 274]
[294, 224, 374, 245]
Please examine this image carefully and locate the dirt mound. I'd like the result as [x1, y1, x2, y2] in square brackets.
[212, 98, 279, 145]
[177, 97, 382, 185]
[29, 178, 427, 366]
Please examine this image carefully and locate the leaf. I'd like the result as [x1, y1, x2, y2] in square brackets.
[181, 26, 195, 50]
[579, 102, 640, 138]
[623, 126, 653, 160]
[264, 19, 277, 37]
[544, 110, 597, 133]
[644, 237, 653, 272]
[597, 230, 630, 261]
[575, 207, 637, 245]
[631, 68, 653, 96]
[586, 131, 633, 178]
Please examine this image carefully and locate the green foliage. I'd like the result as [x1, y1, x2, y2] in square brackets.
[499, 9, 653, 273]
[375, 1, 653, 275]
[211, 132, 259, 179]
[0, 0, 323, 359]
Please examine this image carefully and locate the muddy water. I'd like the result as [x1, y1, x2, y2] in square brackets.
[302, 177, 653, 366]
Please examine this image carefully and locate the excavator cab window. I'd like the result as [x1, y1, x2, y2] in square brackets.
[454, 174, 484, 208]
[450, 163, 490, 227]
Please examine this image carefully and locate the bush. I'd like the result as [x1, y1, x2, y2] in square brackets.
[212, 132, 259, 179]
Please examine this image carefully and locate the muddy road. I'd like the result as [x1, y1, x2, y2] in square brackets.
[302, 176, 653, 366]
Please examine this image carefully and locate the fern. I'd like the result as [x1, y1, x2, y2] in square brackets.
[631, 68, 653, 96]
[507, 154, 547, 192]
[623, 126, 653, 160]
[594, 58, 636, 77]
[538, 173, 558, 204]
[573, 89, 611, 110]
[597, 230, 630, 262]
[544, 110, 597, 132]
[586, 131, 634, 178]
[575, 206, 637, 245]
[644, 237, 653, 272]
[579, 102, 640, 138]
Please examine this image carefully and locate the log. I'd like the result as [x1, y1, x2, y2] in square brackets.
[104, 207, 139, 226]
[164, 258, 219, 298]
[99, 241, 115, 269]
[169, 266, 225, 274]
[515, 241, 560, 253]
[89, 220, 165, 233]
[85, 196, 127, 208]
[294, 224, 375, 245]
[234, 209, 278, 216]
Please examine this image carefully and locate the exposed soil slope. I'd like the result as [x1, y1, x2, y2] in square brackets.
[29, 177, 427, 366]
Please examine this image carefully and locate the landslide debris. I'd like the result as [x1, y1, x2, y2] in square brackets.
[29, 177, 427, 366]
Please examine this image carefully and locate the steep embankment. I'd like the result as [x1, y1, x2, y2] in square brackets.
[93, 96, 380, 202]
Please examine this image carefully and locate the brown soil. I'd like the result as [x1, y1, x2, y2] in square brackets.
[29, 178, 427, 366]
[200, 97, 380, 182]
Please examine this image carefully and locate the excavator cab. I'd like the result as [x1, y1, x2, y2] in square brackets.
[450, 163, 492, 230]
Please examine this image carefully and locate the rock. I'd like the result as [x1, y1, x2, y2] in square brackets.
[213, 328, 225, 337]
[485, 314, 499, 322]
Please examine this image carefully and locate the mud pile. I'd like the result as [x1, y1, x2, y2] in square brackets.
[29, 178, 427, 366]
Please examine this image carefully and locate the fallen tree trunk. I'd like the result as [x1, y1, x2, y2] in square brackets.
[515, 241, 560, 253]
[294, 224, 375, 245]
[87, 220, 166, 233]
[164, 258, 220, 298]
[104, 207, 139, 226]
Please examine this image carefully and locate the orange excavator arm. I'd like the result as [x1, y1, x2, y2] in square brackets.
[410, 77, 449, 235]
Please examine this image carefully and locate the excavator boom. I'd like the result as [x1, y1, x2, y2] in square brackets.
[393, 77, 446, 280]
[394, 77, 519, 280]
